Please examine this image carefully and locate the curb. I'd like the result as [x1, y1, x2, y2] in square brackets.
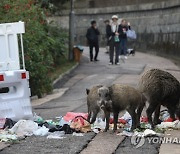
[53, 63, 79, 86]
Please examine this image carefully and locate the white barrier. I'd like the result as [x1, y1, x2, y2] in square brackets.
[0, 21, 25, 71]
[0, 22, 33, 121]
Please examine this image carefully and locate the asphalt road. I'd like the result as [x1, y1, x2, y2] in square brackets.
[2, 47, 174, 154]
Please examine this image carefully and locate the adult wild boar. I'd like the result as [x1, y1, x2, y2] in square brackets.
[98, 84, 146, 132]
[138, 69, 180, 128]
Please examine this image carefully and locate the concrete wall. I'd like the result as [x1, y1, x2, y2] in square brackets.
[48, 0, 180, 56]
[65, 0, 170, 9]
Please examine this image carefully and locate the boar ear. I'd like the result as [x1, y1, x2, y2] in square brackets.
[86, 89, 90, 95]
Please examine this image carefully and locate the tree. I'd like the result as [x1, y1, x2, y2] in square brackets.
[0, 0, 68, 97]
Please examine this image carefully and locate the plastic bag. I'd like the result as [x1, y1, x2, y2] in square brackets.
[114, 35, 120, 42]
[72, 132, 84, 136]
[33, 126, 49, 136]
[156, 120, 180, 129]
[3, 118, 16, 129]
[0, 130, 18, 142]
[47, 131, 65, 139]
[140, 116, 148, 123]
[70, 116, 91, 133]
[63, 112, 88, 122]
[126, 30, 136, 39]
[33, 113, 44, 124]
[59, 116, 70, 126]
[9, 120, 38, 136]
[92, 118, 106, 130]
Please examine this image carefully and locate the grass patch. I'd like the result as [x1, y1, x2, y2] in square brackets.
[49, 57, 77, 82]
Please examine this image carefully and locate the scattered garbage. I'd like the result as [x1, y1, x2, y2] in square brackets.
[0, 118, 16, 129]
[160, 110, 170, 122]
[0, 130, 18, 142]
[47, 131, 65, 139]
[0, 118, 6, 129]
[70, 116, 91, 133]
[3, 118, 16, 129]
[9, 120, 38, 136]
[117, 131, 134, 137]
[133, 129, 162, 137]
[92, 128, 101, 134]
[59, 116, 70, 126]
[140, 116, 148, 123]
[156, 120, 180, 129]
[73, 132, 84, 137]
[63, 112, 88, 122]
[33, 126, 49, 136]
[46, 120, 59, 126]
[91, 118, 106, 130]
[33, 113, 44, 124]
[119, 112, 131, 122]
[59, 124, 75, 134]
[143, 129, 157, 136]
[140, 123, 152, 129]
[1, 110, 180, 143]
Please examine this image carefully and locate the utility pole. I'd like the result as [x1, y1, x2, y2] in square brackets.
[68, 0, 75, 61]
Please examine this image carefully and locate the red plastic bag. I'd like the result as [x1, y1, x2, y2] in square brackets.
[70, 116, 91, 133]
[140, 116, 148, 123]
[63, 112, 88, 122]
[109, 118, 127, 124]
[164, 118, 173, 122]
[118, 119, 127, 124]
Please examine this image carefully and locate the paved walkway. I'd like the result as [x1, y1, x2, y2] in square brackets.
[0, 47, 180, 154]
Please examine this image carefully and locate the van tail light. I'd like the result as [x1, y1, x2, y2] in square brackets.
[0, 75, 4, 81]
[21, 73, 26, 79]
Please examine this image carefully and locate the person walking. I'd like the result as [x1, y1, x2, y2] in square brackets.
[104, 20, 111, 54]
[119, 19, 129, 60]
[86, 20, 100, 62]
[107, 15, 120, 65]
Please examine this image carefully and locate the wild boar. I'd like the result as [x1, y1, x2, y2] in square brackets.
[86, 85, 103, 124]
[98, 84, 146, 132]
[138, 69, 180, 128]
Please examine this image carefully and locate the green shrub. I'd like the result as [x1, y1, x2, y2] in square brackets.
[0, 0, 68, 97]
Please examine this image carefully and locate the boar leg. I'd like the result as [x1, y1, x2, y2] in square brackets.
[104, 110, 110, 132]
[102, 114, 106, 121]
[90, 110, 99, 124]
[113, 111, 119, 132]
[128, 109, 137, 131]
[146, 102, 159, 128]
[136, 104, 145, 128]
[153, 104, 161, 125]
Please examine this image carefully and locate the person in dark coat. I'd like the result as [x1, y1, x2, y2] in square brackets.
[119, 19, 129, 60]
[107, 15, 121, 65]
[86, 20, 100, 62]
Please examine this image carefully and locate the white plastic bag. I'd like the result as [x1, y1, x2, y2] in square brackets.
[33, 126, 49, 136]
[126, 30, 137, 39]
[47, 131, 65, 139]
[9, 120, 38, 136]
[156, 120, 180, 129]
